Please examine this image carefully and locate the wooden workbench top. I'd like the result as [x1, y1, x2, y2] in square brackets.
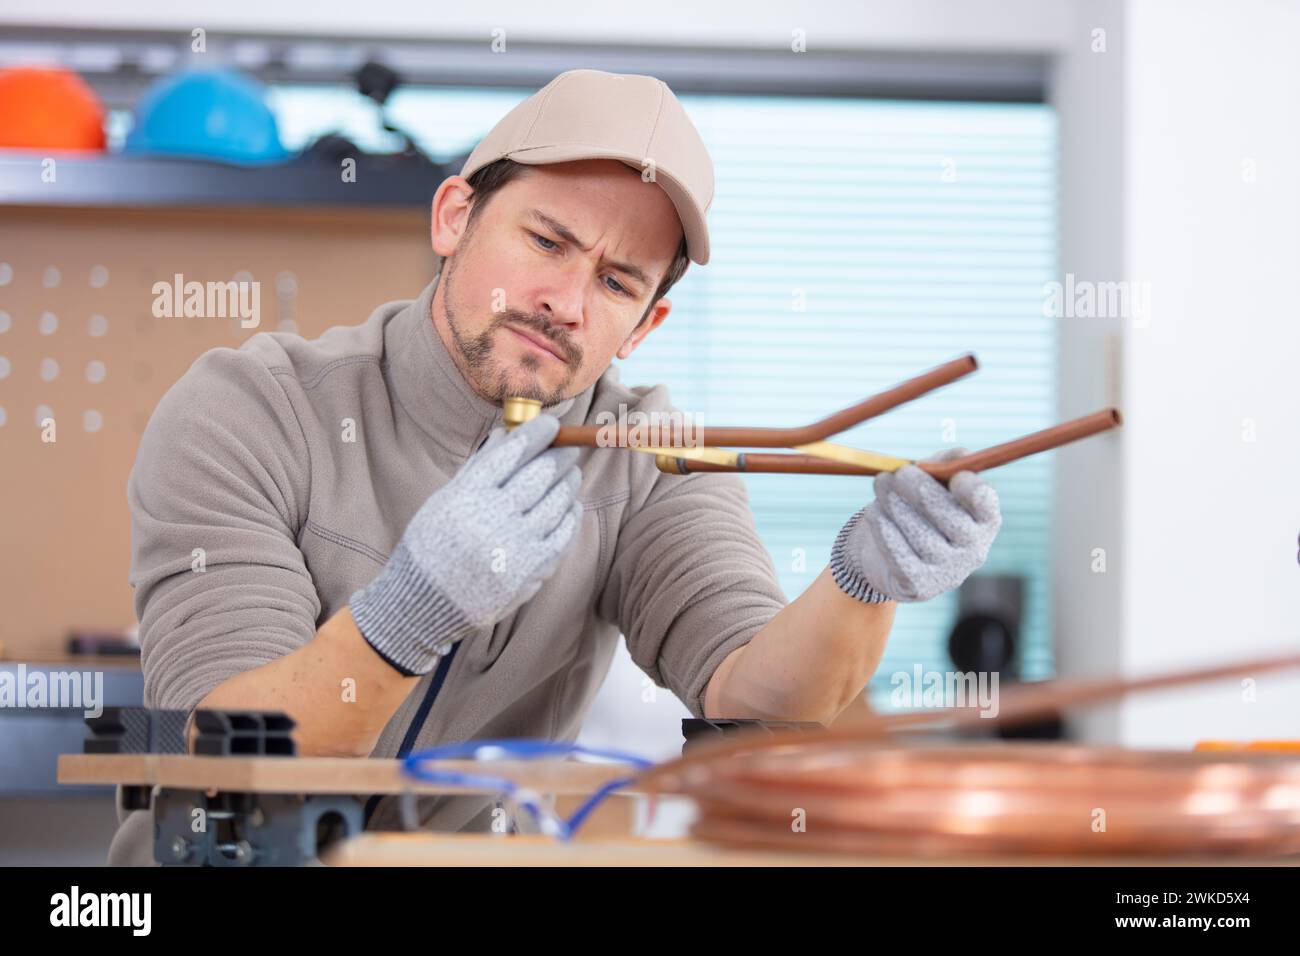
[57, 752, 645, 796]
[323, 833, 1300, 868]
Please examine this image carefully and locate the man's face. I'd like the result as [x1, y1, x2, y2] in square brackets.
[429, 159, 683, 406]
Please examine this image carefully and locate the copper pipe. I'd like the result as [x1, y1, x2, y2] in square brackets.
[635, 649, 1300, 794]
[656, 407, 1123, 482]
[680, 744, 1300, 858]
[551, 354, 978, 449]
[644, 651, 1300, 858]
[921, 408, 1123, 482]
[852, 648, 1300, 739]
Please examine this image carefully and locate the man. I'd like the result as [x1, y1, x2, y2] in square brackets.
[108, 69, 1001, 864]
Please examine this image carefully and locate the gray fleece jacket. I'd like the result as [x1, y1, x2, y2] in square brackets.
[107, 265, 787, 864]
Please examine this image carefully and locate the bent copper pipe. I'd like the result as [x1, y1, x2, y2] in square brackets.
[659, 408, 1123, 482]
[530, 354, 1120, 484]
[550, 353, 979, 448]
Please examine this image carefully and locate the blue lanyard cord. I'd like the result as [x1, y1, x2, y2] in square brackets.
[401, 739, 656, 841]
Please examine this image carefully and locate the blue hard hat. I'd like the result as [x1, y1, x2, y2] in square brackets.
[124, 68, 289, 164]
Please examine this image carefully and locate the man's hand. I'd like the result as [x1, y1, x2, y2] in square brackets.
[830, 448, 1001, 603]
[349, 413, 583, 675]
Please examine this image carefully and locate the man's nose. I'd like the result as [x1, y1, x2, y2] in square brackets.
[535, 262, 590, 331]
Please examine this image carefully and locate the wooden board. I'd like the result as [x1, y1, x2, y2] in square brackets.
[57, 752, 645, 796]
[322, 833, 1300, 868]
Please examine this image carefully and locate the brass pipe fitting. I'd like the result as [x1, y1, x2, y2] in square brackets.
[502, 397, 542, 431]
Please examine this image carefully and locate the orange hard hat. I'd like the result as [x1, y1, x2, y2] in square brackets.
[0, 65, 106, 151]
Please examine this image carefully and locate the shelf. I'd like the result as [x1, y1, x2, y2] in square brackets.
[0, 153, 446, 209]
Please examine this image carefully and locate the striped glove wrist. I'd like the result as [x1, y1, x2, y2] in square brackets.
[349, 542, 479, 676]
[829, 507, 894, 604]
[830, 449, 1002, 605]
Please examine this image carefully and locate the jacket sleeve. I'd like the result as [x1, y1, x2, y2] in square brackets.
[128, 346, 319, 716]
[598, 446, 788, 719]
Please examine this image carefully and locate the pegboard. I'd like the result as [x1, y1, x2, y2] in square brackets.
[0, 204, 433, 658]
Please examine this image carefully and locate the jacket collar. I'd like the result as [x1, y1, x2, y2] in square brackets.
[385, 262, 587, 459]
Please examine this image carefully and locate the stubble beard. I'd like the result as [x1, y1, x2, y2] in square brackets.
[441, 254, 580, 407]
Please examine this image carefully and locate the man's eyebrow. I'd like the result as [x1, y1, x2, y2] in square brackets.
[526, 208, 654, 291]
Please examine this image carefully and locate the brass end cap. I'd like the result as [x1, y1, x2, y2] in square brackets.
[502, 397, 542, 431]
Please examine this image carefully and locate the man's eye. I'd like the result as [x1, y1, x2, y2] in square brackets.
[531, 232, 558, 251]
[604, 276, 631, 296]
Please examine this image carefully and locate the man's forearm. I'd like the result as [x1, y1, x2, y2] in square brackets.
[702, 565, 895, 724]
[194, 607, 419, 758]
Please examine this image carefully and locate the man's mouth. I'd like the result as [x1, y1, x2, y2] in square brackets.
[504, 322, 568, 364]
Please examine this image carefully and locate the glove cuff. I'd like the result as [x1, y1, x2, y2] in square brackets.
[349, 542, 479, 676]
[829, 507, 894, 605]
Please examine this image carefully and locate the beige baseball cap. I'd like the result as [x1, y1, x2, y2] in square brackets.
[459, 69, 715, 265]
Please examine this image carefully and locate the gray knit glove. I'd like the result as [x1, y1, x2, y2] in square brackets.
[829, 448, 1001, 604]
[350, 414, 583, 675]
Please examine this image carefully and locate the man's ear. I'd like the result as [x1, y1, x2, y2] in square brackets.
[430, 176, 475, 257]
[618, 299, 671, 360]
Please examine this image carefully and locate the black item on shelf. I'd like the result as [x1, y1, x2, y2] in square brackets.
[354, 60, 427, 161]
[947, 574, 1063, 740]
[948, 575, 1022, 674]
[193, 710, 297, 757]
[356, 60, 402, 107]
[66, 631, 140, 656]
[297, 132, 364, 165]
[84, 707, 187, 754]
[294, 58, 435, 168]
[947, 612, 1016, 674]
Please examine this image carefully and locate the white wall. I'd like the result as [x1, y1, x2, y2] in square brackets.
[1054, 0, 1300, 745]
[1118, 0, 1300, 745]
